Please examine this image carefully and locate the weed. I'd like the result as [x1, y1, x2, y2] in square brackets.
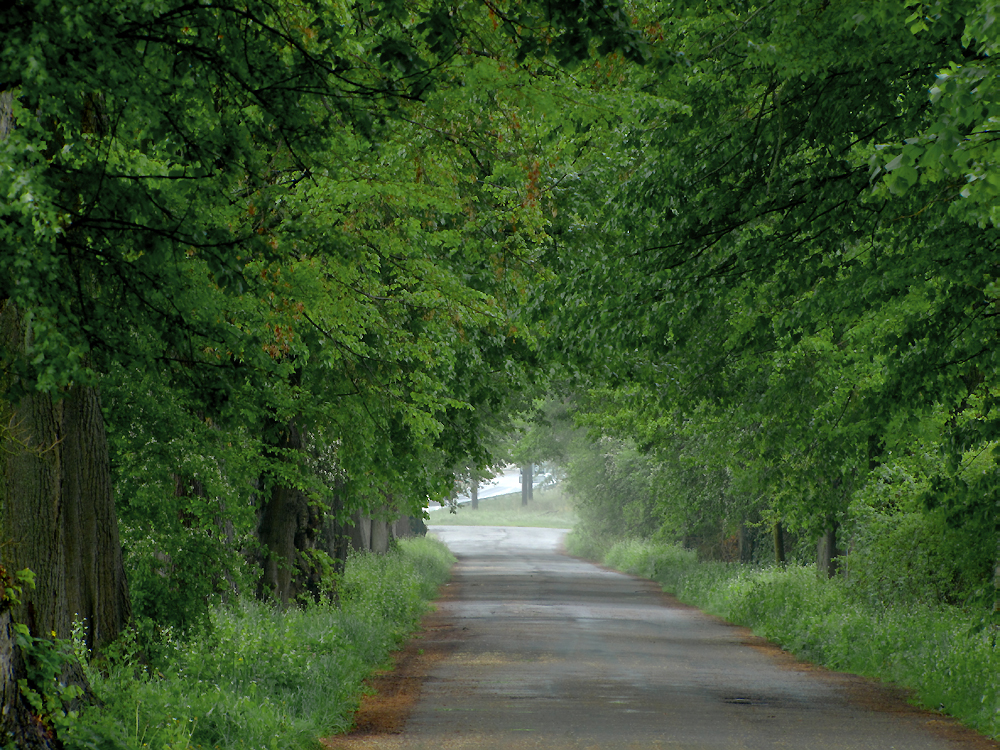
[62, 537, 455, 750]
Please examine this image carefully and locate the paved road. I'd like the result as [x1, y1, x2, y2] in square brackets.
[348, 526, 997, 750]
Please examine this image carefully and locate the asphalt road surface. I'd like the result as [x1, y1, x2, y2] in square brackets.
[341, 525, 998, 750]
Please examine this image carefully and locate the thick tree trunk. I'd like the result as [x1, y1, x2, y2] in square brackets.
[349, 509, 372, 552]
[0, 302, 131, 653]
[370, 516, 391, 554]
[255, 421, 323, 606]
[392, 516, 411, 539]
[470, 477, 479, 510]
[317, 500, 351, 605]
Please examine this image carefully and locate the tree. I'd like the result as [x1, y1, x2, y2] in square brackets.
[1, 4, 652, 740]
[539, 0, 996, 590]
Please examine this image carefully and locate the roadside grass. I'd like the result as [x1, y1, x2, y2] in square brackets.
[67, 537, 455, 750]
[568, 533, 1000, 741]
[427, 485, 576, 528]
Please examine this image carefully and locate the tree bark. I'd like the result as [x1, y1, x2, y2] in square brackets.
[349, 509, 372, 552]
[392, 516, 411, 539]
[521, 464, 532, 507]
[0, 91, 13, 140]
[773, 521, 786, 565]
[738, 523, 752, 563]
[0, 302, 131, 653]
[317, 500, 351, 605]
[370, 515, 391, 554]
[470, 477, 479, 510]
[255, 420, 323, 606]
[816, 518, 841, 578]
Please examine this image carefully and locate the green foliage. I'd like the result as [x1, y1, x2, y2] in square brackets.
[101, 366, 262, 634]
[563, 420, 760, 560]
[0, 566, 33, 606]
[62, 537, 454, 750]
[2, 0, 613, 643]
[847, 459, 995, 608]
[539, 0, 998, 601]
[579, 533, 1000, 740]
[508, 397, 581, 468]
[3, 0, 997, 741]
[879, 0, 1000, 225]
[13, 625, 85, 745]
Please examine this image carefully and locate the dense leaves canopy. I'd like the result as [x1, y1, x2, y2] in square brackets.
[1, 0, 996, 664]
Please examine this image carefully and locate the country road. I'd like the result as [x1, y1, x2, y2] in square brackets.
[331, 525, 998, 750]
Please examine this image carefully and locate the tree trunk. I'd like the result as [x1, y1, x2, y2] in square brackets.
[255, 420, 323, 606]
[1, 302, 131, 747]
[738, 523, 752, 563]
[470, 477, 479, 510]
[392, 516, 412, 539]
[349, 509, 372, 552]
[816, 518, 841, 578]
[370, 516, 391, 554]
[0, 91, 13, 140]
[772, 521, 786, 565]
[0, 302, 132, 653]
[521, 463, 532, 507]
[317, 500, 351, 605]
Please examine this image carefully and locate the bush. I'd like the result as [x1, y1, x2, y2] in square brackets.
[64, 537, 455, 750]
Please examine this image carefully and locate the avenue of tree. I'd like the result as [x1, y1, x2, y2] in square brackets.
[0, 1, 997, 747]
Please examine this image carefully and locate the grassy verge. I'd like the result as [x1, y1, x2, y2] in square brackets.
[66, 537, 455, 750]
[567, 533, 999, 741]
[427, 485, 576, 528]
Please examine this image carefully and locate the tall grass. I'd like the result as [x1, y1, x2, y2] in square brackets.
[64, 537, 455, 750]
[570, 532, 999, 741]
[428, 486, 576, 528]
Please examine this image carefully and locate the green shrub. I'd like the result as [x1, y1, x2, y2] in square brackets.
[565, 527, 615, 561]
[65, 537, 455, 750]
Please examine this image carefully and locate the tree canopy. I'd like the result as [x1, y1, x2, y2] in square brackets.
[1, 0, 998, 745]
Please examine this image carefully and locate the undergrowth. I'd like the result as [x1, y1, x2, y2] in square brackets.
[61, 537, 455, 750]
[569, 533, 999, 741]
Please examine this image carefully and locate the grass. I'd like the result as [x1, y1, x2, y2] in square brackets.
[568, 532, 1000, 742]
[64, 537, 455, 750]
[427, 485, 577, 528]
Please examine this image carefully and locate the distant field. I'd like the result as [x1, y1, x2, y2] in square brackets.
[427, 486, 576, 528]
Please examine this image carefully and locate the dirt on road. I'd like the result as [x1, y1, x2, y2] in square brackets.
[325, 526, 999, 750]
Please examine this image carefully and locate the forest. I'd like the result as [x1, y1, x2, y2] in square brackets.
[1, 0, 997, 748]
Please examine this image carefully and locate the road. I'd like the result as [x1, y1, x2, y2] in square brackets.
[333, 526, 997, 750]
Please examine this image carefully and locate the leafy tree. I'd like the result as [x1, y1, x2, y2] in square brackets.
[541, 0, 997, 593]
[1, 0, 650, 742]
